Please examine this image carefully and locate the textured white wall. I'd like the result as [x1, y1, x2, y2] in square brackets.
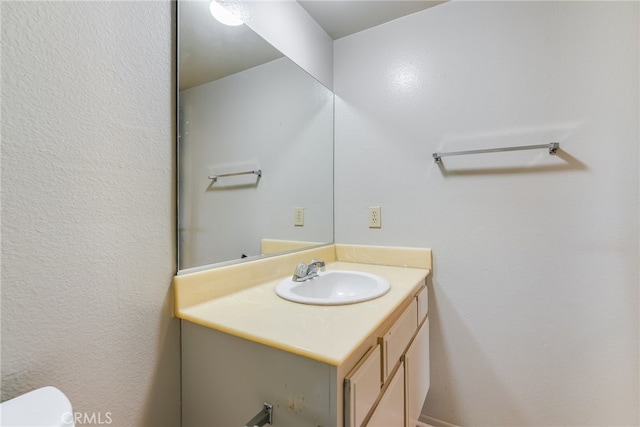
[179, 57, 333, 269]
[334, 1, 639, 426]
[1, 2, 180, 426]
[229, 0, 334, 89]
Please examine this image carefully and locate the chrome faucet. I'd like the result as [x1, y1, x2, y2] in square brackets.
[292, 259, 326, 282]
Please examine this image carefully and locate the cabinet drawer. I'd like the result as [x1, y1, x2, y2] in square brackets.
[344, 345, 382, 427]
[383, 299, 417, 380]
[416, 284, 428, 324]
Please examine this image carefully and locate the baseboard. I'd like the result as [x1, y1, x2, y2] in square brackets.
[418, 414, 460, 427]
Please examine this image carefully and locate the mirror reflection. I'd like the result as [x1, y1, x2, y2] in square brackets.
[178, 0, 334, 271]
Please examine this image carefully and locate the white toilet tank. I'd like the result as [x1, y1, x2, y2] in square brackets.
[0, 386, 74, 427]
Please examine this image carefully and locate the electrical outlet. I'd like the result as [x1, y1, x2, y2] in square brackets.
[369, 206, 381, 228]
[294, 207, 304, 226]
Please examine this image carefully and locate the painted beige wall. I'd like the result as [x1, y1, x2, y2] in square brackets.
[1, 2, 180, 425]
[334, 1, 639, 425]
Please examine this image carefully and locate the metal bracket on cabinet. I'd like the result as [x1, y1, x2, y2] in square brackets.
[245, 402, 273, 427]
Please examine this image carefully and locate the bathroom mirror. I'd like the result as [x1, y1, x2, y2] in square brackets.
[177, 0, 334, 272]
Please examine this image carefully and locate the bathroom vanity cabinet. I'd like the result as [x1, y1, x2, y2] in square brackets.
[181, 280, 429, 427]
[345, 285, 429, 427]
[174, 244, 432, 427]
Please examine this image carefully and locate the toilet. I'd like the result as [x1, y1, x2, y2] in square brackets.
[0, 386, 74, 427]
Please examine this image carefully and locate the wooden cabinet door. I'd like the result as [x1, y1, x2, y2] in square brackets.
[344, 345, 382, 427]
[366, 361, 405, 427]
[405, 317, 430, 427]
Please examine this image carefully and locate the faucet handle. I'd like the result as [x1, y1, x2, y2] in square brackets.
[309, 259, 326, 271]
[293, 263, 308, 280]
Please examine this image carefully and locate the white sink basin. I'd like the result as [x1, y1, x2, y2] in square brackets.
[275, 270, 391, 305]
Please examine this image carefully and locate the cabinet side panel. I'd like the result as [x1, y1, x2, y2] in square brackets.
[182, 321, 338, 427]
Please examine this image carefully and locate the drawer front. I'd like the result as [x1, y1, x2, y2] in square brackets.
[344, 345, 382, 427]
[383, 298, 417, 380]
[416, 284, 428, 324]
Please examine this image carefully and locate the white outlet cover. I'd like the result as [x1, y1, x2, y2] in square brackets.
[294, 207, 304, 226]
[369, 206, 381, 228]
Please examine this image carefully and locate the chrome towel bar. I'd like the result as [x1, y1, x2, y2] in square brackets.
[433, 142, 559, 163]
[208, 169, 262, 183]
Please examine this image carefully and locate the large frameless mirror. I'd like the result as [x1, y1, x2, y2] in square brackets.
[177, 0, 334, 272]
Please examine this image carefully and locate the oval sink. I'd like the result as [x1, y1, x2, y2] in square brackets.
[275, 270, 391, 305]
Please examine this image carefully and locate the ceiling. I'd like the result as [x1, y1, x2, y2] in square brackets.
[179, 0, 445, 90]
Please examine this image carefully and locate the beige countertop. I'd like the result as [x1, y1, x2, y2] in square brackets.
[174, 245, 431, 366]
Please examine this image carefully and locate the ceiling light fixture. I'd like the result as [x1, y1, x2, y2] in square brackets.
[209, 1, 243, 26]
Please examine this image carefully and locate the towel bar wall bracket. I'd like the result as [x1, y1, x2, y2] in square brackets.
[433, 142, 559, 163]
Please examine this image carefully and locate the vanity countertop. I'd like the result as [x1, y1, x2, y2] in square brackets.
[176, 259, 429, 366]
